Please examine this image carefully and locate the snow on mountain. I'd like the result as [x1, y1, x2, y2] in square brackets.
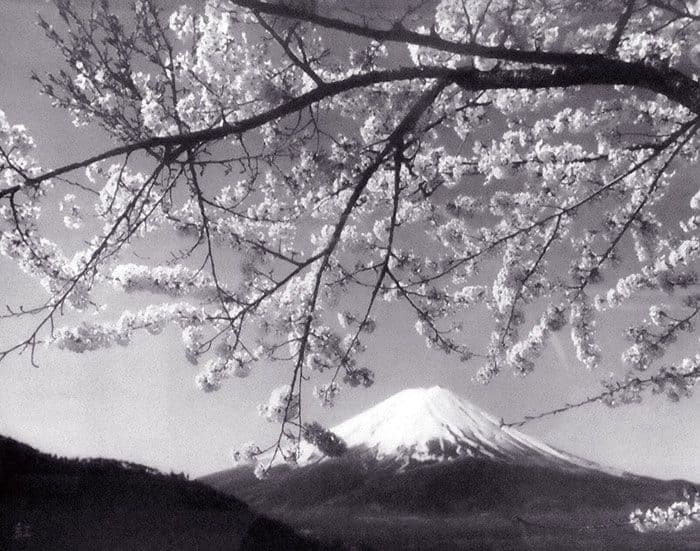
[203, 387, 692, 551]
[299, 386, 624, 475]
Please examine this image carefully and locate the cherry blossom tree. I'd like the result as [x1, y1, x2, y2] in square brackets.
[1, 0, 699, 502]
[630, 489, 700, 533]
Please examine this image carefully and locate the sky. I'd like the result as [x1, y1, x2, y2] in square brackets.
[0, 0, 698, 482]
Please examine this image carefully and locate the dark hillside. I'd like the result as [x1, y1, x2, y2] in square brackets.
[203, 454, 700, 551]
[0, 435, 337, 550]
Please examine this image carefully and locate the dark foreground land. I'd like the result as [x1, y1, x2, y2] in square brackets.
[204, 452, 700, 551]
[0, 435, 339, 550]
[2, 433, 698, 550]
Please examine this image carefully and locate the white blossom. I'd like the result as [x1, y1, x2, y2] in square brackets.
[630, 496, 699, 533]
[313, 382, 340, 407]
[230, 442, 261, 465]
[258, 385, 300, 423]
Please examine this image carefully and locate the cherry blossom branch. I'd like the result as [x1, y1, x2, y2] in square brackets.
[498, 215, 563, 351]
[4, 55, 699, 205]
[411, 117, 698, 288]
[229, 0, 700, 112]
[607, 0, 638, 55]
[0, 161, 184, 365]
[186, 151, 252, 362]
[323, 146, 407, 398]
[646, 0, 700, 21]
[266, 78, 450, 468]
[504, 365, 700, 428]
[253, 11, 325, 86]
[387, 268, 472, 358]
[573, 120, 699, 293]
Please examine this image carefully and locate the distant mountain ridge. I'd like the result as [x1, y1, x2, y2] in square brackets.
[204, 387, 699, 550]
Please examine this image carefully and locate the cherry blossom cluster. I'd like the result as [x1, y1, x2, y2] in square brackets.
[601, 353, 700, 406]
[195, 340, 257, 391]
[112, 264, 219, 299]
[301, 421, 347, 457]
[230, 441, 261, 465]
[257, 384, 300, 423]
[630, 495, 700, 533]
[507, 305, 567, 375]
[0, 110, 42, 189]
[313, 382, 340, 407]
[53, 303, 209, 353]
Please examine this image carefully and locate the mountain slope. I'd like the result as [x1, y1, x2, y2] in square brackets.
[203, 387, 699, 550]
[308, 386, 620, 473]
[0, 435, 338, 550]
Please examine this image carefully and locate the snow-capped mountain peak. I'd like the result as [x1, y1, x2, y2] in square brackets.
[331, 386, 506, 460]
[304, 386, 622, 475]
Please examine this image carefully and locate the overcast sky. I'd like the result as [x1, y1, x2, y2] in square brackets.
[0, 0, 698, 482]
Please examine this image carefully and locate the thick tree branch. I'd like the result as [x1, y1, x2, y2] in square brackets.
[4, 60, 697, 204]
[230, 0, 700, 112]
[606, 0, 637, 55]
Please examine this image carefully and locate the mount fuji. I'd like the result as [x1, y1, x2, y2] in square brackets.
[203, 387, 698, 550]
[292, 386, 619, 473]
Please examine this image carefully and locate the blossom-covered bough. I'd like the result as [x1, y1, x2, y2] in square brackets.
[1, 0, 699, 510]
[629, 488, 700, 532]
